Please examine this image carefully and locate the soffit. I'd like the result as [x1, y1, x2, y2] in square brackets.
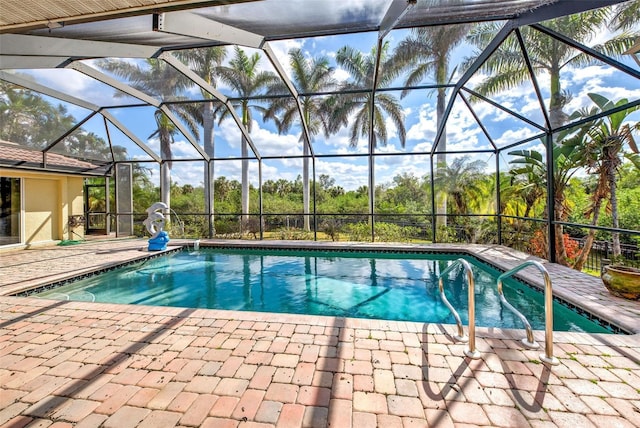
[0, 0, 257, 32]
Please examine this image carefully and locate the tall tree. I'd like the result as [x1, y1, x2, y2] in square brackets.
[572, 93, 640, 269]
[97, 59, 200, 212]
[508, 126, 588, 265]
[331, 42, 406, 148]
[508, 155, 546, 218]
[215, 47, 279, 222]
[433, 156, 487, 215]
[263, 48, 336, 231]
[394, 21, 473, 227]
[467, 8, 632, 131]
[0, 81, 74, 149]
[331, 42, 407, 225]
[467, 7, 635, 261]
[175, 47, 227, 234]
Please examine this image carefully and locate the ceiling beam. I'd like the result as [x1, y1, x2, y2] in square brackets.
[0, 0, 259, 32]
[159, 52, 228, 103]
[379, 0, 416, 40]
[154, 11, 264, 48]
[68, 62, 162, 107]
[513, 0, 626, 27]
[160, 105, 211, 161]
[0, 55, 69, 69]
[0, 34, 160, 58]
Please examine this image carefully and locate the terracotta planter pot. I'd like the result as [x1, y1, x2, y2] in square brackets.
[601, 265, 640, 300]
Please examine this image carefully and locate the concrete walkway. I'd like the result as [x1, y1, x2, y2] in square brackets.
[0, 239, 639, 427]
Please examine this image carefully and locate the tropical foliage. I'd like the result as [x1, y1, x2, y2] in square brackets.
[215, 47, 280, 222]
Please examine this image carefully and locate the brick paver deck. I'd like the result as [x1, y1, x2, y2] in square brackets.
[1, 239, 638, 427]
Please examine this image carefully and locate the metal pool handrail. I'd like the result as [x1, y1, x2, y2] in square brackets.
[438, 258, 480, 359]
[497, 260, 559, 366]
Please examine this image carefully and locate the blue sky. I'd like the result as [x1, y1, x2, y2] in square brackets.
[17, 18, 640, 190]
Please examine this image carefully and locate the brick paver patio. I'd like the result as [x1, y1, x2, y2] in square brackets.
[1, 239, 639, 427]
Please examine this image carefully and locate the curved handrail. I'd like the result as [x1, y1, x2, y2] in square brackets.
[497, 260, 559, 365]
[438, 258, 480, 359]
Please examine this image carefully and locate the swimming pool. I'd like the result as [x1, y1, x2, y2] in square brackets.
[34, 248, 613, 333]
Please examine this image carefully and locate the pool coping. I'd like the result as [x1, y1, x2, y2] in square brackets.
[2, 238, 638, 336]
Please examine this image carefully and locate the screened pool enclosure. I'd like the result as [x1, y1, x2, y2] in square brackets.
[1, 0, 640, 269]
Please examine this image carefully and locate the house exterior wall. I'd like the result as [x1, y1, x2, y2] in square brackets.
[0, 169, 84, 249]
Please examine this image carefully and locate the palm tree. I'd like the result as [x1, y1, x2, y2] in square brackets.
[509, 152, 547, 218]
[331, 42, 406, 148]
[572, 93, 640, 269]
[508, 126, 589, 264]
[610, 0, 640, 32]
[467, 7, 635, 260]
[97, 59, 200, 212]
[263, 48, 336, 231]
[433, 156, 487, 215]
[330, 42, 407, 227]
[0, 81, 75, 149]
[174, 47, 227, 234]
[432, 156, 490, 243]
[215, 46, 279, 222]
[394, 20, 473, 227]
[466, 8, 633, 132]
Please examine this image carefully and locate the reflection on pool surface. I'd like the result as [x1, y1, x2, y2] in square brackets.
[35, 248, 613, 333]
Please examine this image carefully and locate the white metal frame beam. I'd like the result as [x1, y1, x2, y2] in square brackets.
[155, 11, 314, 158]
[154, 11, 264, 48]
[67, 62, 207, 161]
[68, 62, 162, 107]
[0, 70, 163, 163]
[0, 34, 160, 58]
[379, 0, 416, 40]
[0, 70, 99, 111]
[160, 51, 261, 160]
[101, 111, 162, 163]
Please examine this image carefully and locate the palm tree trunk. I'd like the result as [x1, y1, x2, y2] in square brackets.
[436, 86, 447, 228]
[572, 196, 604, 271]
[160, 132, 172, 224]
[609, 168, 621, 256]
[554, 192, 568, 266]
[241, 137, 249, 224]
[303, 142, 310, 231]
[203, 102, 215, 236]
[549, 67, 568, 264]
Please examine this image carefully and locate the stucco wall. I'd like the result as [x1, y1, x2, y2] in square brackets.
[0, 169, 85, 247]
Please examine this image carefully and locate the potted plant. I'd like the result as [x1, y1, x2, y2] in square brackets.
[601, 255, 640, 300]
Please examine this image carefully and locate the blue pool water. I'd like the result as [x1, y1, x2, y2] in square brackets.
[35, 248, 612, 333]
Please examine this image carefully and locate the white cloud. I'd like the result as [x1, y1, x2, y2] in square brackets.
[407, 105, 436, 141]
[315, 158, 369, 190]
[407, 100, 490, 152]
[219, 119, 302, 157]
[333, 67, 351, 83]
[567, 65, 616, 84]
[25, 68, 126, 111]
[494, 127, 539, 147]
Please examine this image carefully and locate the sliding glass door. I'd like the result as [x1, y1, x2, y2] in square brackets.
[0, 177, 21, 245]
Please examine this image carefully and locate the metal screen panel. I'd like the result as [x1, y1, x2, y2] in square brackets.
[115, 163, 133, 236]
